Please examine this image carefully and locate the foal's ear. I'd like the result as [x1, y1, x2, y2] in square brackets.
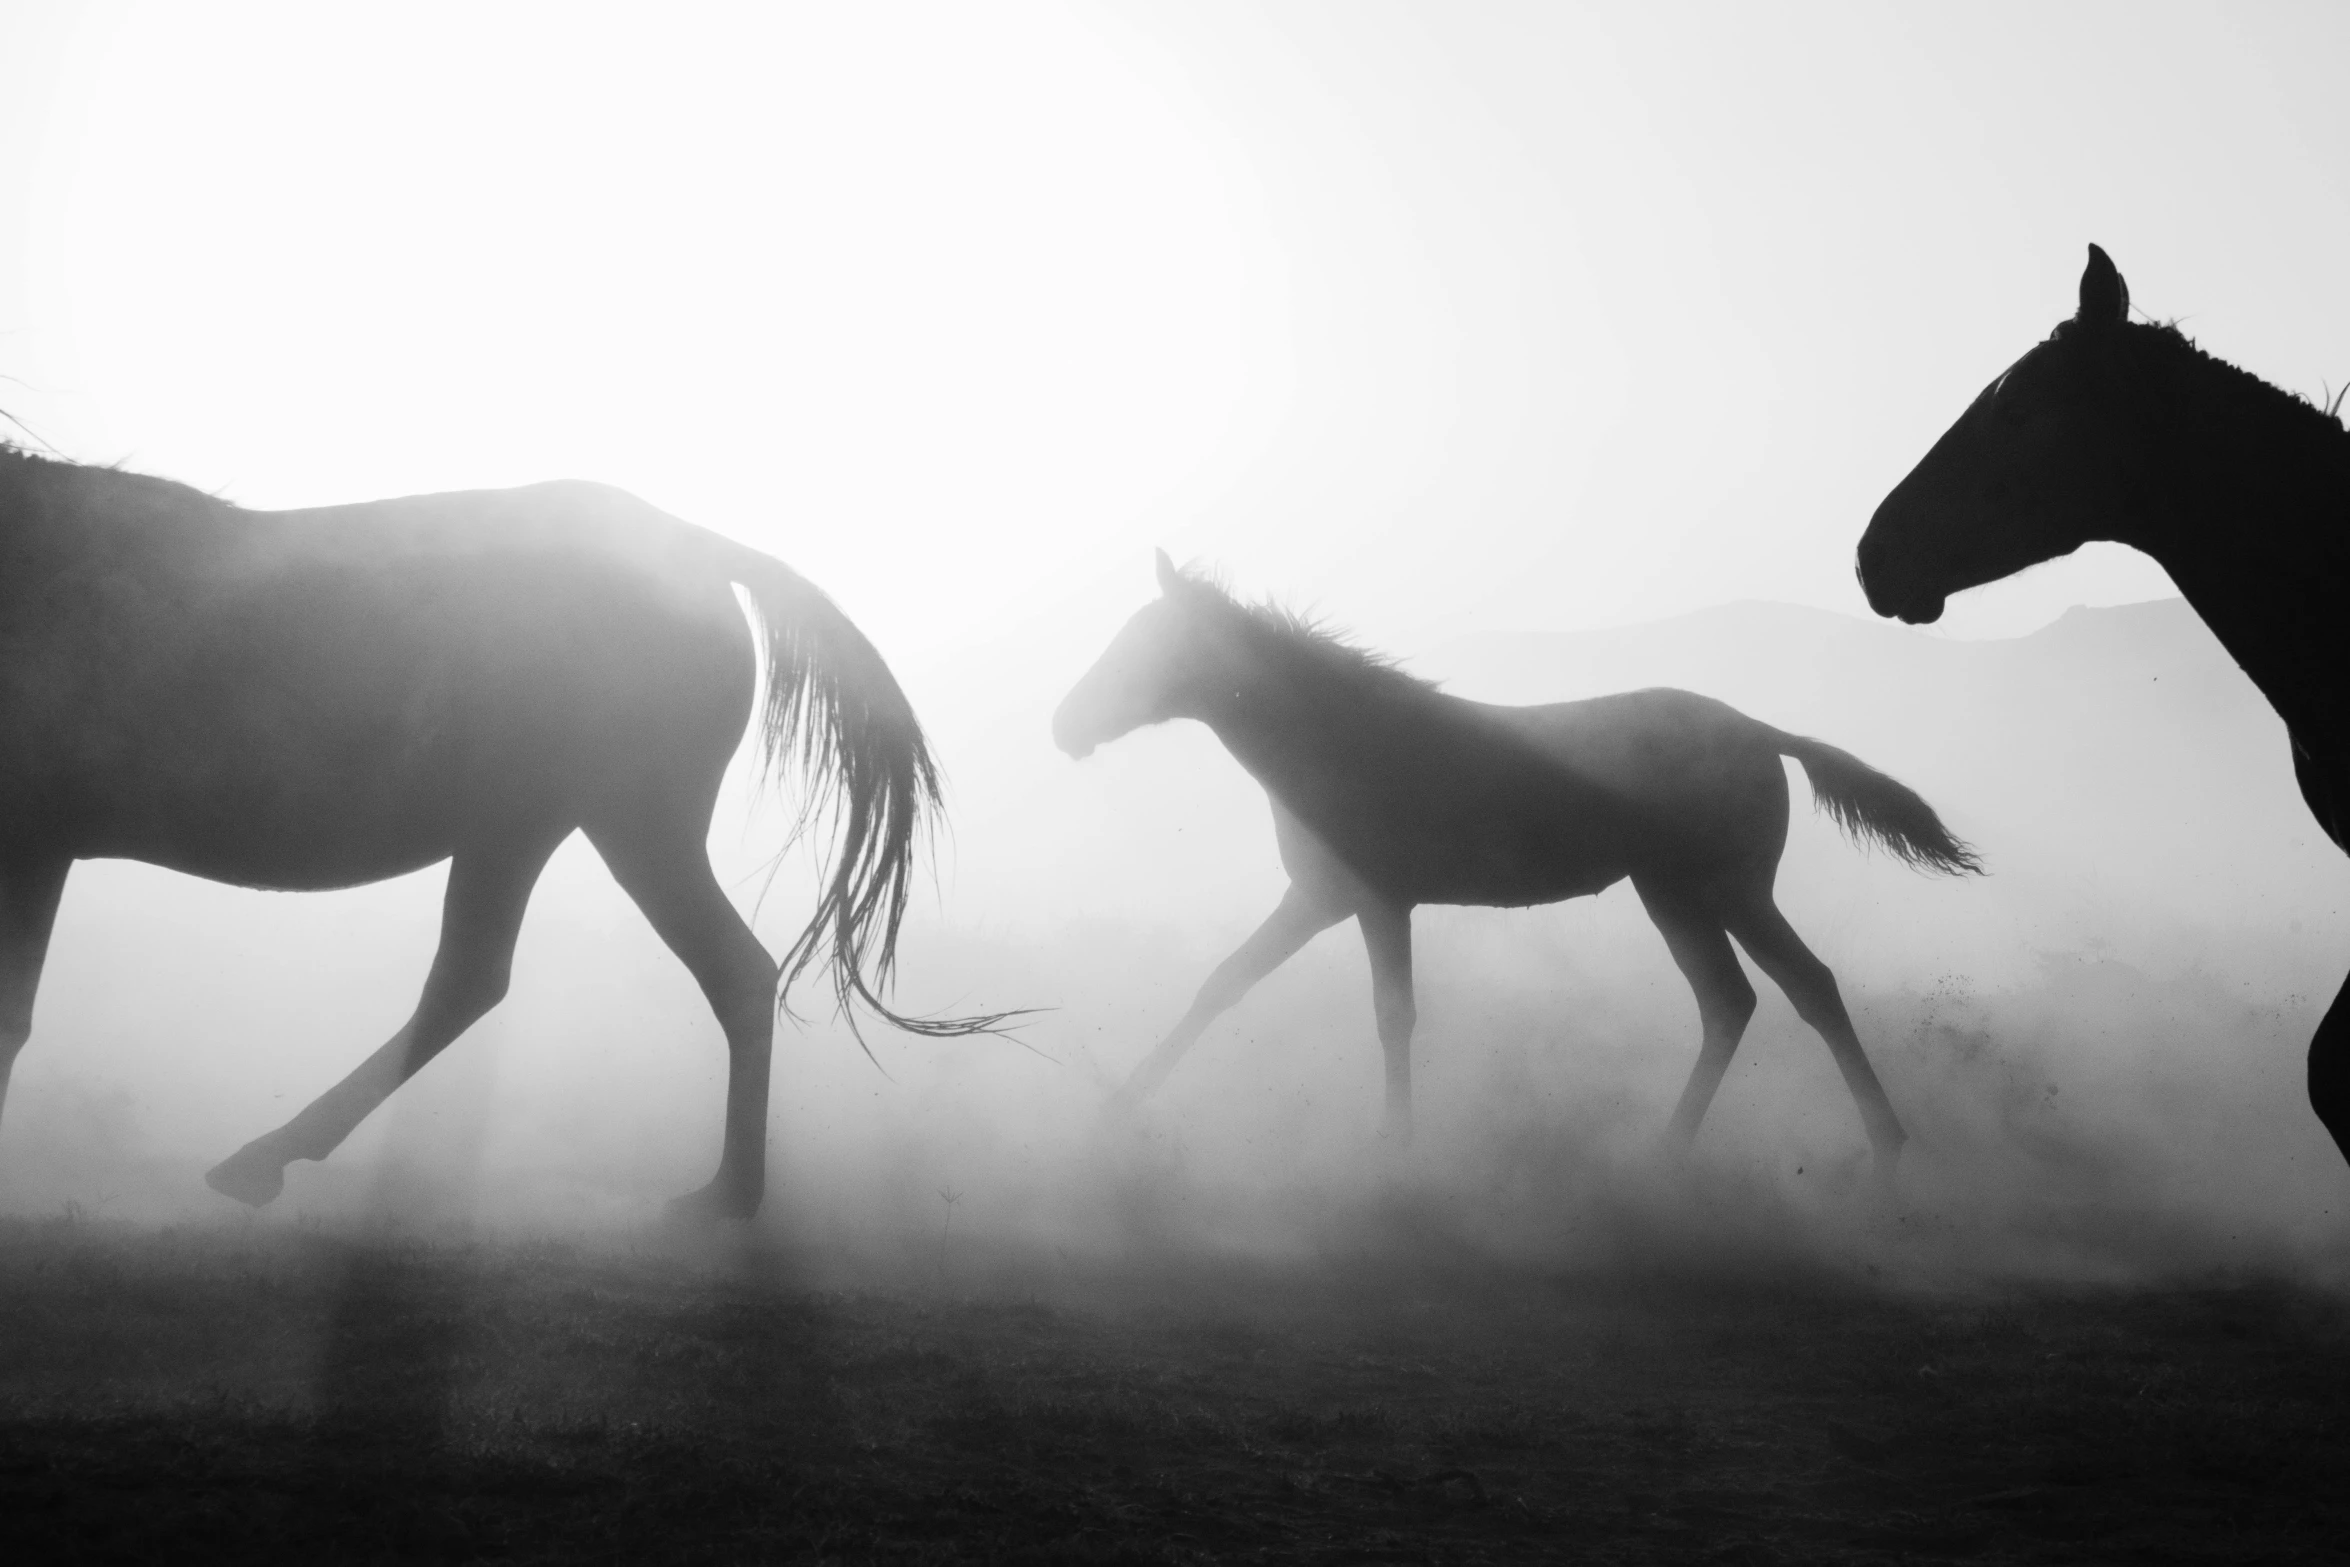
[1155, 547, 1180, 594]
[2077, 244, 2129, 329]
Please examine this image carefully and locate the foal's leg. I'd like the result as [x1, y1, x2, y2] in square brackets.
[1722, 886, 1907, 1167]
[0, 856, 71, 1137]
[206, 833, 565, 1207]
[1633, 878, 1758, 1146]
[1357, 896, 1416, 1143]
[586, 816, 779, 1222]
[1114, 882, 1351, 1105]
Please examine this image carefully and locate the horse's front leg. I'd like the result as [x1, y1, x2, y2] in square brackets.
[1114, 883, 1350, 1107]
[2285, 738, 2350, 1166]
[1357, 897, 1416, 1144]
[2308, 966, 2350, 1165]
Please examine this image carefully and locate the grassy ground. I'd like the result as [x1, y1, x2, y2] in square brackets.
[1, 1217, 2344, 1564]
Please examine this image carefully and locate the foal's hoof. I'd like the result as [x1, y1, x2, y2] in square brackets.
[665, 1181, 762, 1225]
[205, 1146, 287, 1208]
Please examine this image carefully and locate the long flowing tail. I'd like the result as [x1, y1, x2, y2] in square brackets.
[1774, 732, 1983, 875]
[718, 543, 1010, 1037]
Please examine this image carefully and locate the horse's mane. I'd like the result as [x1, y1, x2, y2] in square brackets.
[2057, 319, 2350, 446]
[1166, 564, 1442, 702]
[0, 438, 230, 514]
[4, 436, 79, 468]
[0, 436, 68, 471]
[2153, 321, 2350, 441]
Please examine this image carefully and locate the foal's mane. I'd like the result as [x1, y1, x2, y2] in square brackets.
[1167, 565, 1442, 702]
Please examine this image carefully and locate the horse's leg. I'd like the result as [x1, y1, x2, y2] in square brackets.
[584, 816, 779, 1222]
[1722, 885, 1907, 1168]
[2285, 742, 2350, 1161]
[0, 855, 72, 1137]
[1357, 896, 1415, 1143]
[206, 833, 564, 1207]
[1633, 877, 1758, 1146]
[1115, 882, 1351, 1104]
[2308, 967, 2350, 1163]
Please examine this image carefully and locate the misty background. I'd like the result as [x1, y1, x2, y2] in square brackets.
[3, 3, 2349, 1285]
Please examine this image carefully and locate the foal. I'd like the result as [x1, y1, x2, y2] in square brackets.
[1054, 555, 1979, 1166]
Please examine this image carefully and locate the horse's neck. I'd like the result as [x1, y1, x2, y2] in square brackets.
[1199, 647, 1440, 830]
[2132, 354, 2350, 741]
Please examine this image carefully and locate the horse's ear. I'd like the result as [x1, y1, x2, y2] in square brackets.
[2078, 244, 2129, 329]
[1155, 547, 1180, 594]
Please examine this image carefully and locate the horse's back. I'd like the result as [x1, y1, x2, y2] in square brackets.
[1482, 687, 1793, 876]
[1488, 688, 1777, 781]
[1, 477, 755, 886]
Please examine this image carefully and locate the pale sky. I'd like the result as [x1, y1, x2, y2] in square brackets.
[6, 1, 2346, 670]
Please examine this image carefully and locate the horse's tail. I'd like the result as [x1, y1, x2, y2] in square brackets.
[715, 542, 1010, 1038]
[1773, 732, 1983, 876]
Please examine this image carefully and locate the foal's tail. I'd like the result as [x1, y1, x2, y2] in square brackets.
[718, 543, 1012, 1038]
[1774, 733, 1983, 876]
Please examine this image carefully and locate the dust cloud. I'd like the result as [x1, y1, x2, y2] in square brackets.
[5, 591, 2347, 1295]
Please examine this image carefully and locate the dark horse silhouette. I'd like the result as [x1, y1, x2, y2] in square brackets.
[1053, 554, 1979, 1167]
[0, 444, 981, 1218]
[1861, 244, 2350, 1169]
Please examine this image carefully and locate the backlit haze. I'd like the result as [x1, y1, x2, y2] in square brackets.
[4, 3, 2350, 1284]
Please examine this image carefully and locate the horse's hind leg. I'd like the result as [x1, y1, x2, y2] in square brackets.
[584, 814, 778, 1222]
[1114, 881, 1351, 1106]
[1356, 896, 1417, 1143]
[1722, 885, 1907, 1168]
[206, 831, 566, 1208]
[1634, 877, 1758, 1147]
[0, 855, 71, 1137]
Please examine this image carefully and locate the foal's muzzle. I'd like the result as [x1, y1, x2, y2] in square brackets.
[1050, 702, 1097, 760]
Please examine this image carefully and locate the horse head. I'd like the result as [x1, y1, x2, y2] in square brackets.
[1860, 244, 2153, 623]
[1053, 550, 1237, 758]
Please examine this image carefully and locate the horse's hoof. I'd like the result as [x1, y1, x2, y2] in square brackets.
[205, 1147, 287, 1208]
[665, 1182, 762, 1224]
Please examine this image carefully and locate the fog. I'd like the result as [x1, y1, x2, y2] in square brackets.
[8, 589, 2347, 1292]
[5, 2, 2350, 1294]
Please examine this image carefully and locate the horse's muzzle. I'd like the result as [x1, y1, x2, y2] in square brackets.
[1855, 541, 1945, 625]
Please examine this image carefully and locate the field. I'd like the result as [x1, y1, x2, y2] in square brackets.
[2, 1215, 2345, 1565]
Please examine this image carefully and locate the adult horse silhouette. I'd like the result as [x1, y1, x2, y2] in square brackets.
[0, 443, 982, 1219]
[1053, 555, 1979, 1166]
[1861, 244, 2350, 1167]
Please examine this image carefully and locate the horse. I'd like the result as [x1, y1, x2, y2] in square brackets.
[0, 442, 989, 1219]
[1052, 553, 1980, 1167]
[1860, 243, 2350, 1167]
